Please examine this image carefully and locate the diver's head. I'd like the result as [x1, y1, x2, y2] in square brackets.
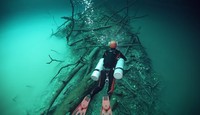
[109, 40, 117, 49]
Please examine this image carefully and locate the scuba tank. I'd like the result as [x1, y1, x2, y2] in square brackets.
[114, 58, 125, 79]
[91, 58, 104, 81]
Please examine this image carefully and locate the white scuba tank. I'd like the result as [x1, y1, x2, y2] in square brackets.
[114, 58, 125, 79]
[91, 58, 104, 81]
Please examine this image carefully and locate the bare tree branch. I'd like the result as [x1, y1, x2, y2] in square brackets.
[73, 25, 112, 32]
[104, 0, 137, 26]
[46, 55, 64, 64]
[66, 0, 75, 45]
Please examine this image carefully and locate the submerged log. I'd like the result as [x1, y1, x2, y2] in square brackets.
[53, 75, 94, 115]
[45, 63, 84, 114]
[44, 47, 100, 114]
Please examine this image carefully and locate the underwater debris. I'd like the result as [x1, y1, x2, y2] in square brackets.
[25, 85, 33, 88]
[12, 95, 18, 102]
[46, 55, 64, 64]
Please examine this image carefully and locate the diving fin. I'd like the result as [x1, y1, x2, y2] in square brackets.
[101, 95, 112, 115]
[71, 95, 91, 115]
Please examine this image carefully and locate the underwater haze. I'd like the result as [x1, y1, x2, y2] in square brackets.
[0, 0, 200, 115]
[0, 0, 74, 114]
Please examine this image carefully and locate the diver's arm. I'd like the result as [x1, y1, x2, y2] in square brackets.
[120, 52, 127, 61]
[102, 50, 107, 58]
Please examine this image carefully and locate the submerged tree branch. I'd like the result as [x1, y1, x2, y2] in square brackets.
[46, 55, 64, 64]
[73, 25, 112, 32]
[104, 0, 136, 26]
[66, 0, 75, 45]
[49, 56, 86, 84]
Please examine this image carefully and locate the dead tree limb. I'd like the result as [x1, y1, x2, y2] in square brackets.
[152, 81, 160, 89]
[51, 21, 69, 37]
[115, 15, 129, 35]
[53, 75, 94, 115]
[45, 63, 84, 115]
[68, 35, 95, 46]
[104, 0, 136, 26]
[73, 25, 112, 32]
[130, 14, 148, 20]
[50, 49, 61, 54]
[66, 0, 75, 45]
[49, 53, 88, 84]
[122, 79, 136, 92]
[49, 62, 78, 84]
[122, 79, 137, 96]
[44, 47, 100, 115]
[119, 102, 132, 115]
[46, 55, 64, 64]
[61, 16, 74, 21]
[52, 47, 100, 115]
[125, 35, 136, 55]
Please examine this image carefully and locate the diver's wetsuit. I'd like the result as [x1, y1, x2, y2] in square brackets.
[90, 48, 127, 98]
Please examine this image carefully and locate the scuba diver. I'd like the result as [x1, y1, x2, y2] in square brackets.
[90, 40, 127, 98]
[72, 40, 127, 115]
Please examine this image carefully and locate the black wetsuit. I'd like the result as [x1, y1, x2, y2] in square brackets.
[90, 48, 127, 98]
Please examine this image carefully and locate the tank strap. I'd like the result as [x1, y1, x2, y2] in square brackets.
[115, 67, 124, 70]
[94, 69, 100, 71]
[103, 67, 114, 71]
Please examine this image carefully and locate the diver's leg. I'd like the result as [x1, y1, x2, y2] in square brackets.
[90, 71, 106, 98]
[107, 70, 115, 96]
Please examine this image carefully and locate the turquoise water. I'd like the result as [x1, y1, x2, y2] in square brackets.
[0, 0, 199, 115]
[0, 9, 74, 115]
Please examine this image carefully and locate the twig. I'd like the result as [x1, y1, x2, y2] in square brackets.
[49, 62, 79, 84]
[50, 49, 60, 54]
[68, 38, 84, 46]
[152, 81, 160, 89]
[140, 80, 152, 98]
[130, 14, 148, 20]
[131, 34, 141, 44]
[104, 0, 136, 26]
[63, 85, 73, 95]
[66, 0, 75, 45]
[46, 55, 64, 64]
[51, 21, 69, 37]
[123, 79, 135, 91]
[12, 96, 18, 102]
[119, 102, 131, 115]
[73, 25, 112, 32]
[75, 45, 104, 50]
[122, 79, 137, 96]
[61, 16, 74, 21]
[68, 35, 95, 46]
[125, 35, 137, 55]
[49, 52, 88, 84]
[47, 11, 58, 28]
[52, 15, 58, 27]
[114, 0, 130, 34]
[57, 21, 69, 30]
[115, 12, 128, 25]
[126, 0, 129, 15]
[115, 15, 129, 35]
